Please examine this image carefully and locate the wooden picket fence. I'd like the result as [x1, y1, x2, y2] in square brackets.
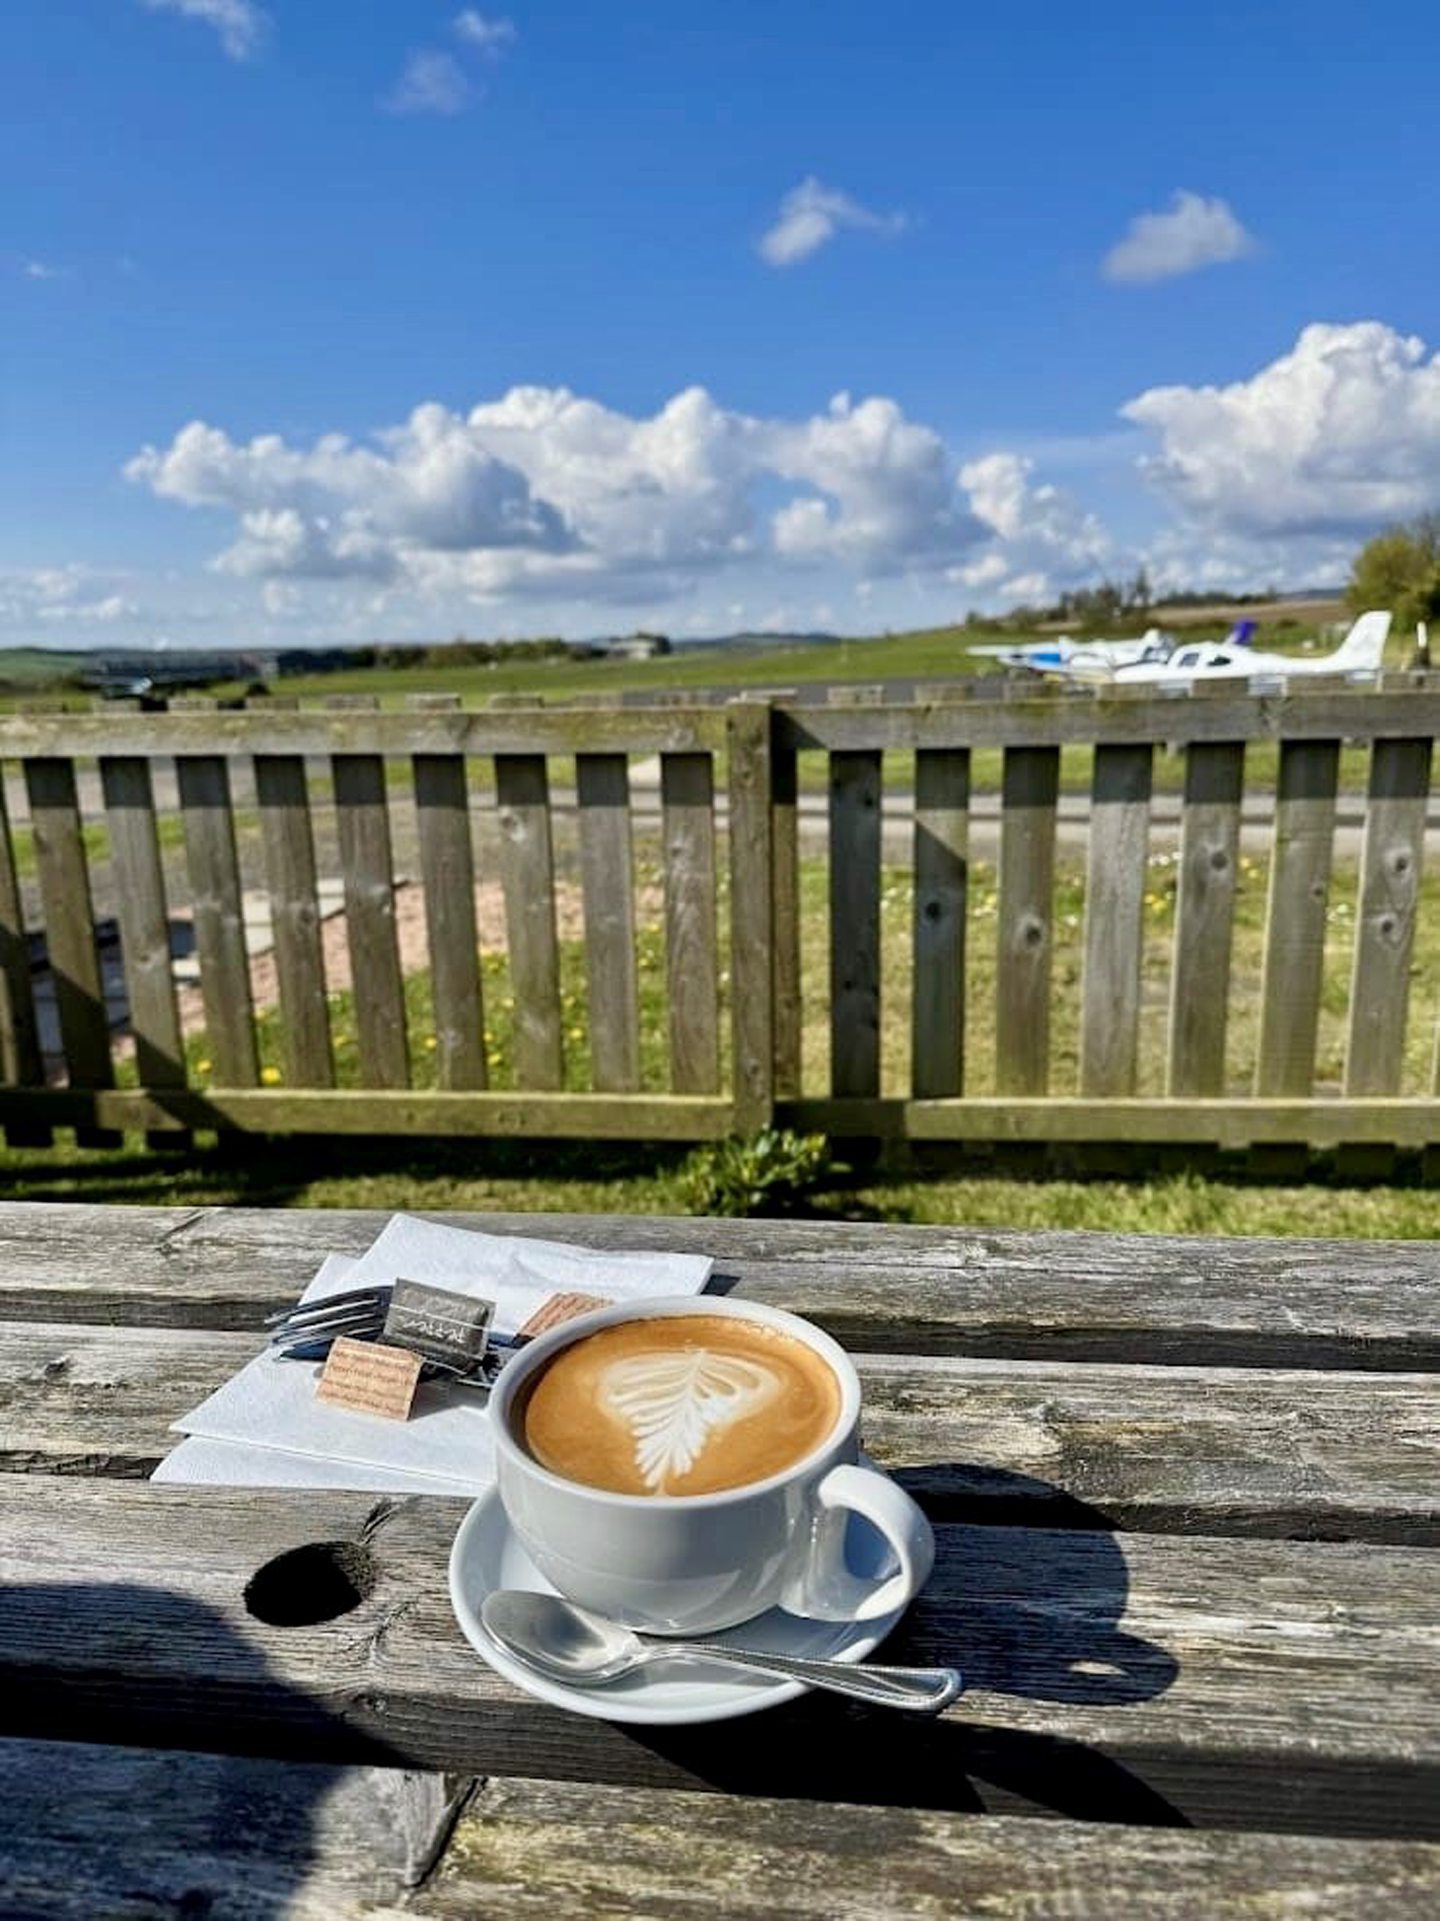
[3, 678, 1440, 1152]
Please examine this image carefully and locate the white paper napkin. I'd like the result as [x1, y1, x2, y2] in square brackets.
[153, 1216, 712, 1495]
[152, 1436, 481, 1497]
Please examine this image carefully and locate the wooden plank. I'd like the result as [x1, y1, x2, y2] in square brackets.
[3, 688, 1440, 760]
[779, 1094, 1440, 1151]
[770, 742, 802, 1097]
[1168, 742, 1245, 1097]
[494, 756, 563, 1089]
[660, 753, 720, 1094]
[0, 1737, 475, 1916]
[995, 746, 1060, 1095]
[1, 1202, 1436, 1370]
[23, 761, 117, 1148]
[773, 688, 1440, 752]
[99, 760, 184, 1089]
[5, 1323, 1436, 1545]
[3, 1745, 1434, 1919]
[576, 754, 639, 1092]
[1347, 738, 1432, 1096]
[0, 1086, 732, 1140]
[1257, 740, 1341, 1096]
[727, 702, 774, 1132]
[6, 1081, 1440, 1153]
[0, 1479, 1436, 1838]
[428, 1779, 1440, 1919]
[829, 751, 883, 1098]
[911, 749, 969, 1098]
[176, 755, 259, 1088]
[332, 754, 409, 1090]
[0, 708, 727, 759]
[0, 772, 48, 1144]
[254, 755, 334, 1087]
[413, 755, 486, 1091]
[1079, 744, 1152, 1097]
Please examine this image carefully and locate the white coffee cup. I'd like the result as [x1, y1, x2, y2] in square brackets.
[489, 1295, 935, 1637]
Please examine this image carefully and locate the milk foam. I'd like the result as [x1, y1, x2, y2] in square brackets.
[596, 1350, 782, 1491]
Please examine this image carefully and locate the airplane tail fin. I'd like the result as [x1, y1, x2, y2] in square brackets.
[1329, 610, 1391, 673]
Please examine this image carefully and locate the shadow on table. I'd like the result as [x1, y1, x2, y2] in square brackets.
[0, 1582, 454, 1917]
[631, 1468, 1186, 1825]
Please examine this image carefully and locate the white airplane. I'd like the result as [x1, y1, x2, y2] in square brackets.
[1099, 610, 1392, 688]
[968, 627, 1176, 677]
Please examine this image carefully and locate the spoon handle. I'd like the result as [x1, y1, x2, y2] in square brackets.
[677, 1642, 962, 1713]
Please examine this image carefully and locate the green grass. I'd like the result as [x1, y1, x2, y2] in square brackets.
[4, 1132, 1440, 1239]
[5, 809, 190, 883]
[0, 604, 1401, 717]
[212, 620, 1365, 710]
[202, 628, 1018, 708]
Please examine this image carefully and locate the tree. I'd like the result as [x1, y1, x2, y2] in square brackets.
[1126, 566, 1152, 612]
[1348, 514, 1440, 630]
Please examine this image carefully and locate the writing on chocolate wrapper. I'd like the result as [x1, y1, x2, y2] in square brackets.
[316, 1337, 422, 1421]
[517, 1291, 613, 1337]
[383, 1278, 496, 1377]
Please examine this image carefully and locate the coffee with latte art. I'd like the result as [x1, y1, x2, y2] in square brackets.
[518, 1313, 842, 1497]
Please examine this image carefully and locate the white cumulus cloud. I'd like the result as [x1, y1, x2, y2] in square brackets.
[126, 384, 1006, 605]
[140, 0, 269, 62]
[1122, 320, 1440, 538]
[453, 10, 516, 53]
[758, 178, 908, 267]
[0, 566, 140, 628]
[385, 50, 473, 115]
[951, 452, 1113, 605]
[768, 394, 981, 566]
[1102, 190, 1256, 285]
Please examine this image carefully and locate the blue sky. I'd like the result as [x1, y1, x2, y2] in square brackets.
[5, 0, 1440, 647]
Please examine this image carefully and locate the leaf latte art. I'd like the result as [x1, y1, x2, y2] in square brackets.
[518, 1312, 844, 1496]
[596, 1351, 781, 1491]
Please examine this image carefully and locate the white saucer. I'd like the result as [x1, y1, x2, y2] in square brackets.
[447, 1468, 910, 1726]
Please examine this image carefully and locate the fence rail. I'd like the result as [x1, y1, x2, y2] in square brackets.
[4, 677, 1440, 1153]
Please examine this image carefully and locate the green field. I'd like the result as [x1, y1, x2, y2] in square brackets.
[0, 605, 1363, 715]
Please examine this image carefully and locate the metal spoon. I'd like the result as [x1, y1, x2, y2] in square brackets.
[480, 1590, 961, 1713]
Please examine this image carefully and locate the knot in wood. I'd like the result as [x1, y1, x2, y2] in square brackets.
[244, 1541, 377, 1627]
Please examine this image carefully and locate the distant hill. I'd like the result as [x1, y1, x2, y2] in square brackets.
[0, 646, 92, 688]
[1154, 593, 1346, 630]
[671, 629, 840, 651]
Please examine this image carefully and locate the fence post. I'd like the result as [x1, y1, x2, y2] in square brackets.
[25, 758, 119, 1147]
[726, 699, 775, 1135]
[0, 771, 49, 1146]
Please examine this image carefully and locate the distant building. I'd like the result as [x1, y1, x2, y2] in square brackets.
[606, 631, 672, 661]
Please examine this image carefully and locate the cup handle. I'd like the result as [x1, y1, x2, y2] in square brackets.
[782, 1463, 935, 1623]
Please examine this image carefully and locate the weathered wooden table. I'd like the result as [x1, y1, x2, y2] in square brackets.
[1, 1201, 1437, 1916]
